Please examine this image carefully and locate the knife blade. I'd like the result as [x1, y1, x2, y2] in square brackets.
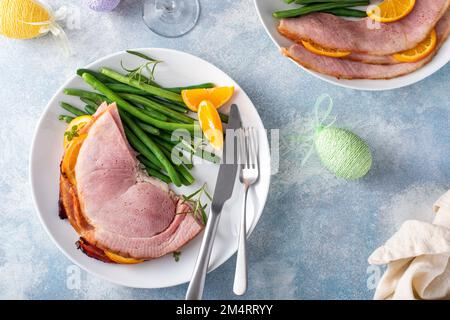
[211, 104, 242, 211]
[186, 104, 242, 300]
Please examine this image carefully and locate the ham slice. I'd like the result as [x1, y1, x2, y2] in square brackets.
[60, 103, 203, 261]
[345, 52, 399, 65]
[278, 0, 450, 55]
[282, 11, 450, 80]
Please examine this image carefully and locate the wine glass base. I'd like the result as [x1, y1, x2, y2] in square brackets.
[143, 0, 200, 38]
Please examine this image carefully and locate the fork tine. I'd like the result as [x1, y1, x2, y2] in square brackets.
[244, 128, 250, 168]
[245, 127, 253, 169]
[238, 128, 246, 167]
[253, 128, 259, 168]
[247, 127, 258, 168]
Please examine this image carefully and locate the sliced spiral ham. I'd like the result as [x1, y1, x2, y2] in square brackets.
[59, 103, 204, 261]
[282, 11, 450, 80]
[278, 0, 450, 55]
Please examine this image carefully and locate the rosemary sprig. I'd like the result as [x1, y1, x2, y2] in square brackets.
[126, 50, 159, 62]
[179, 183, 212, 225]
[121, 50, 162, 85]
[120, 60, 161, 84]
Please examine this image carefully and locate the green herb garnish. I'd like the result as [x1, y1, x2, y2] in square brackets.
[121, 50, 162, 85]
[126, 50, 159, 62]
[64, 124, 79, 142]
[179, 183, 212, 225]
[173, 251, 181, 262]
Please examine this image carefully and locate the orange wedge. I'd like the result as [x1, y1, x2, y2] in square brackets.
[61, 133, 87, 185]
[64, 115, 93, 149]
[301, 39, 351, 58]
[198, 100, 223, 150]
[182, 87, 234, 112]
[393, 29, 437, 62]
[367, 0, 416, 23]
[105, 251, 144, 264]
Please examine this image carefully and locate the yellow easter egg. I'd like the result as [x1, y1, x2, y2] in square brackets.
[0, 0, 51, 39]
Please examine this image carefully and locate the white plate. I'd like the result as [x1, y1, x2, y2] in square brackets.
[30, 48, 271, 289]
[254, 0, 450, 91]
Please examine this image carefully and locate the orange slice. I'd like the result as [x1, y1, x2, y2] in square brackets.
[198, 100, 223, 150]
[105, 251, 144, 264]
[393, 29, 437, 62]
[301, 39, 351, 58]
[61, 133, 87, 185]
[182, 87, 234, 112]
[64, 115, 93, 149]
[367, 0, 416, 23]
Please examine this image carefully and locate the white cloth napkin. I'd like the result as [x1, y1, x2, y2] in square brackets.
[368, 190, 450, 300]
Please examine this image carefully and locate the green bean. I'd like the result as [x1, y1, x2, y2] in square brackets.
[100, 68, 183, 103]
[158, 132, 180, 145]
[107, 83, 190, 114]
[121, 111, 182, 187]
[165, 83, 215, 94]
[136, 155, 172, 184]
[273, 1, 369, 18]
[145, 167, 172, 184]
[158, 146, 194, 185]
[104, 76, 214, 96]
[64, 88, 172, 133]
[178, 165, 195, 186]
[150, 96, 227, 123]
[149, 96, 189, 113]
[324, 8, 367, 17]
[58, 115, 74, 123]
[153, 96, 188, 109]
[154, 134, 219, 164]
[155, 137, 194, 170]
[158, 131, 187, 144]
[77, 69, 121, 84]
[66, 89, 162, 125]
[159, 143, 192, 171]
[64, 89, 109, 104]
[65, 88, 167, 131]
[137, 121, 160, 135]
[136, 104, 168, 121]
[137, 155, 160, 170]
[81, 97, 100, 109]
[120, 93, 195, 124]
[106, 83, 149, 95]
[124, 127, 163, 169]
[284, 0, 295, 3]
[84, 105, 96, 115]
[154, 136, 177, 148]
[60, 102, 86, 117]
[82, 73, 199, 133]
[150, 137, 195, 183]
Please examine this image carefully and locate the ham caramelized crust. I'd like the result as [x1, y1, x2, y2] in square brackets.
[59, 103, 204, 262]
[282, 11, 450, 80]
[278, 0, 450, 55]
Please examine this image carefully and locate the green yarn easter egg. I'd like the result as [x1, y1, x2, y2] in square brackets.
[314, 126, 372, 180]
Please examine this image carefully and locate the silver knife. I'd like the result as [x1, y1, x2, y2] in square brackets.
[185, 104, 242, 300]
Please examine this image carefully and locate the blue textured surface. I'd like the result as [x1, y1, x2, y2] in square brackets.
[0, 0, 449, 300]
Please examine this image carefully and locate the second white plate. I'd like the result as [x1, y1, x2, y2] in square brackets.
[254, 0, 450, 91]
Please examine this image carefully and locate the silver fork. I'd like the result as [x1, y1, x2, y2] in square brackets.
[233, 127, 259, 295]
